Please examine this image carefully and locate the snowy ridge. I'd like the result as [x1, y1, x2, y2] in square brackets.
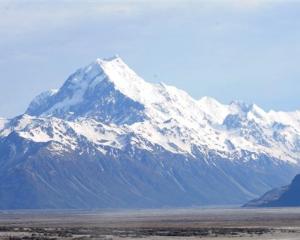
[2, 56, 300, 164]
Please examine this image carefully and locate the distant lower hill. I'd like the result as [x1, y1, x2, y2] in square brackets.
[244, 174, 300, 207]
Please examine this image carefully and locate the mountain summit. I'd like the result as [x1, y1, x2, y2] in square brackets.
[0, 56, 300, 209]
[26, 56, 148, 124]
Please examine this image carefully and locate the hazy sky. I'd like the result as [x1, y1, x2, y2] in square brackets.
[1, 0, 300, 118]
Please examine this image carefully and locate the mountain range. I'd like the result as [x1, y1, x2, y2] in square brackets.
[0, 56, 300, 209]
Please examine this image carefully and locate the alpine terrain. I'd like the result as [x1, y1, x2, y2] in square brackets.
[0, 56, 300, 209]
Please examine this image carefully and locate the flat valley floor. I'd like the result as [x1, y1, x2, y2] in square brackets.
[0, 208, 300, 239]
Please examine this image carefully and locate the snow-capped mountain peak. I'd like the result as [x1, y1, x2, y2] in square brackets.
[19, 56, 300, 163]
[26, 56, 151, 123]
[94, 56, 163, 104]
[1, 56, 300, 209]
[26, 56, 205, 125]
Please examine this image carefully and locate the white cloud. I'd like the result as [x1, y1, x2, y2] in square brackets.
[0, 0, 290, 41]
[0, 1, 143, 37]
[229, 0, 278, 9]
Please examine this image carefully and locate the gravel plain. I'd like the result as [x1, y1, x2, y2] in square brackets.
[0, 208, 300, 239]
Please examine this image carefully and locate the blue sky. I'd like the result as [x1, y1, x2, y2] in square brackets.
[0, 0, 300, 118]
